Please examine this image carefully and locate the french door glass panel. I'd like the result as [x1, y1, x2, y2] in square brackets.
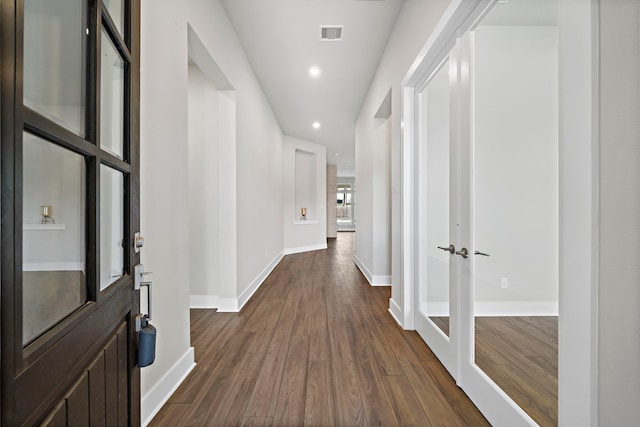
[414, 54, 458, 377]
[23, 0, 87, 137]
[100, 29, 126, 159]
[100, 165, 125, 290]
[103, 0, 125, 36]
[467, 1, 559, 424]
[22, 133, 87, 345]
[421, 59, 451, 337]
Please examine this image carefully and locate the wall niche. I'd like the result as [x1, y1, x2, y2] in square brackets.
[294, 149, 317, 223]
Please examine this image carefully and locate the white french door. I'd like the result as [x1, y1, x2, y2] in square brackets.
[414, 53, 459, 377]
[411, 1, 561, 425]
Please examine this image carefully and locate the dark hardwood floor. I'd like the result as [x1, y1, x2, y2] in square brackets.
[150, 233, 488, 426]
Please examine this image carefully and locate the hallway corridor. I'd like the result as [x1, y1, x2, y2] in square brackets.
[150, 233, 488, 426]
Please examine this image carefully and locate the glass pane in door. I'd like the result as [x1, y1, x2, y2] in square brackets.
[23, 0, 87, 137]
[471, 1, 559, 424]
[420, 59, 450, 336]
[22, 133, 87, 345]
[103, 0, 125, 36]
[100, 165, 125, 290]
[100, 30, 125, 159]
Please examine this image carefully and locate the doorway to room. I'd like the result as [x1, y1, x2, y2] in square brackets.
[186, 25, 238, 311]
[336, 182, 355, 231]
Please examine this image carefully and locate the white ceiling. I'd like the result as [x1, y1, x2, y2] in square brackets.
[220, 0, 405, 177]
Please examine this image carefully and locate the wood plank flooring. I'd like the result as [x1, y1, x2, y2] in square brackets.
[430, 315, 558, 427]
[150, 233, 488, 426]
[475, 316, 558, 427]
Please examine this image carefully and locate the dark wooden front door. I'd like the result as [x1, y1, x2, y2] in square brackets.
[1, 0, 141, 425]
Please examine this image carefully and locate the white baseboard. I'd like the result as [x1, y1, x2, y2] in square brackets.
[474, 301, 559, 317]
[141, 347, 195, 426]
[422, 301, 558, 317]
[189, 295, 238, 311]
[189, 252, 285, 313]
[237, 251, 284, 309]
[353, 254, 373, 283]
[371, 275, 392, 286]
[353, 255, 391, 286]
[189, 294, 219, 308]
[388, 298, 403, 327]
[283, 243, 327, 255]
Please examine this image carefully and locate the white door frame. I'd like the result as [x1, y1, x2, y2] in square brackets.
[400, 0, 598, 424]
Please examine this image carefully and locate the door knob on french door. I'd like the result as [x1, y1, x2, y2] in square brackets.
[437, 244, 455, 254]
[474, 251, 490, 256]
[455, 247, 469, 258]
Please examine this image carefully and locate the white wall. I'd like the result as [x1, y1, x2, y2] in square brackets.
[355, 0, 452, 311]
[472, 26, 558, 314]
[283, 135, 327, 254]
[598, 0, 640, 423]
[140, 0, 283, 423]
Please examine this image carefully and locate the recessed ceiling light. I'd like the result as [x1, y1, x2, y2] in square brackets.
[334, 152, 340, 156]
[309, 66, 321, 77]
[312, 122, 321, 129]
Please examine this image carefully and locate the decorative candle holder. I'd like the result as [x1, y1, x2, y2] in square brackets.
[300, 207, 307, 221]
[41, 205, 56, 224]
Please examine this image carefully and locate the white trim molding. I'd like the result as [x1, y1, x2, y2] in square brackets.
[189, 294, 218, 309]
[189, 251, 285, 312]
[141, 347, 195, 426]
[353, 255, 392, 287]
[388, 298, 403, 326]
[237, 251, 284, 308]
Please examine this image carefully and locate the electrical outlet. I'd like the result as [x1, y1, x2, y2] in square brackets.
[501, 277, 509, 289]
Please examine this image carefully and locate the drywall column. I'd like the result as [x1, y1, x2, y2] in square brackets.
[327, 165, 337, 238]
[354, 0, 451, 319]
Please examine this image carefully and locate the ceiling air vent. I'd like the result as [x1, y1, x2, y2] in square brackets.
[320, 25, 343, 41]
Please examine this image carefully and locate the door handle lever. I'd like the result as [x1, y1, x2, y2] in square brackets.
[437, 244, 455, 254]
[455, 248, 469, 258]
[474, 251, 490, 256]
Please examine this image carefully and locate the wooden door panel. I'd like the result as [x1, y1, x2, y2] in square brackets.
[42, 401, 67, 427]
[89, 348, 107, 426]
[40, 322, 128, 426]
[13, 287, 132, 425]
[67, 373, 90, 426]
[105, 334, 119, 427]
